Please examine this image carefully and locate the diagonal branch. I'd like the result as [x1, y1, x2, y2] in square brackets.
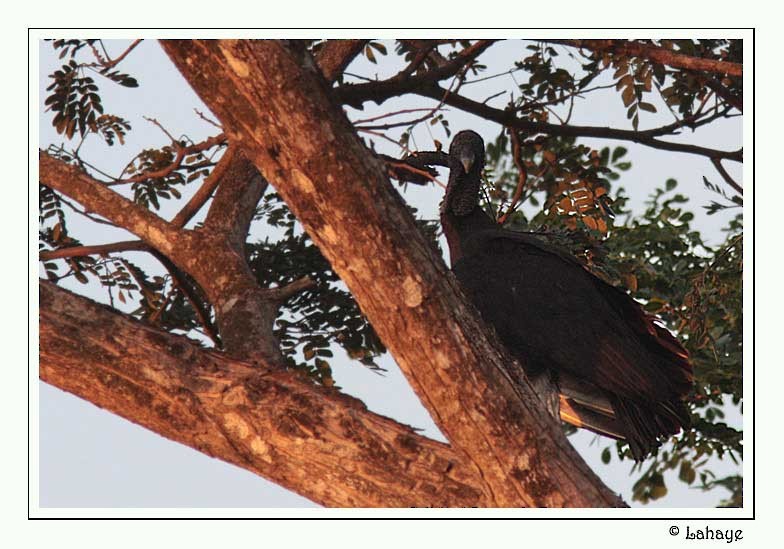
[170, 144, 237, 228]
[705, 77, 743, 112]
[39, 151, 184, 256]
[40, 281, 486, 508]
[39, 239, 148, 261]
[547, 39, 743, 77]
[202, 147, 268, 251]
[711, 158, 744, 197]
[497, 129, 528, 224]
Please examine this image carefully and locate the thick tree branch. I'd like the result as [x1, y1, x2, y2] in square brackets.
[39, 281, 486, 507]
[170, 145, 237, 228]
[202, 147, 268, 251]
[40, 151, 282, 363]
[40, 152, 183, 256]
[398, 39, 450, 69]
[162, 39, 627, 508]
[315, 39, 369, 84]
[548, 39, 742, 77]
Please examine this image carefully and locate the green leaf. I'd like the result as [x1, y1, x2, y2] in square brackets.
[622, 85, 635, 107]
[679, 461, 696, 485]
[639, 102, 657, 113]
[666, 178, 678, 190]
[611, 147, 628, 162]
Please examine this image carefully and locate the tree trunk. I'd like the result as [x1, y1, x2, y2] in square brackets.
[160, 39, 626, 508]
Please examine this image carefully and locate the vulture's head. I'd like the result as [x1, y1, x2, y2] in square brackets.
[443, 130, 485, 217]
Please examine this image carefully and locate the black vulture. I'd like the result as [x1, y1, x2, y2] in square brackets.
[441, 130, 693, 460]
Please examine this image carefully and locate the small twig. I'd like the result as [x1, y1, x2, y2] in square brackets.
[705, 78, 743, 112]
[342, 71, 376, 83]
[358, 128, 415, 156]
[109, 133, 227, 185]
[40, 240, 148, 261]
[497, 129, 528, 224]
[56, 193, 117, 226]
[385, 160, 446, 188]
[272, 276, 318, 302]
[148, 286, 176, 324]
[354, 69, 463, 132]
[463, 67, 527, 86]
[353, 108, 447, 126]
[481, 91, 505, 105]
[195, 108, 223, 129]
[151, 250, 221, 346]
[88, 39, 143, 70]
[143, 116, 178, 143]
[711, 158, 743, 197]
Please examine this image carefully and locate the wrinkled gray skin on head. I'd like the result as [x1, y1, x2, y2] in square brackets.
[444, 130, 486, 216]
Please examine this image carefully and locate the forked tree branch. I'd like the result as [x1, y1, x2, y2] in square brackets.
[39, 151, 282, 363]
[40, 151, 183, 256]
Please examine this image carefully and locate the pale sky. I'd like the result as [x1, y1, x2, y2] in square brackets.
[37, 38, 743, 509]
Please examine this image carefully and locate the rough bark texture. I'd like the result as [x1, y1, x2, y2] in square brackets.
[40, 281, 487, 507]
[314, 39, 369, 83]
[39, 150, 283, 364]
[161, 39, 626, 508]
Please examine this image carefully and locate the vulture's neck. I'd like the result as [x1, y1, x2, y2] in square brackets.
[441, 204, 498, 267]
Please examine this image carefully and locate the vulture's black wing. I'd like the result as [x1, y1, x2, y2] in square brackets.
[452, 221, 692, 459]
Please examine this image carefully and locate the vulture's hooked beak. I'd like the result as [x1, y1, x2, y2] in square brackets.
[460, 151, 474, 173]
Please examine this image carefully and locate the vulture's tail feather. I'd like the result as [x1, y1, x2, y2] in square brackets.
[610, 395, 691, 461]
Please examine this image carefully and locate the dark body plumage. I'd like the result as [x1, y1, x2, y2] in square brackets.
[441, 130, 693, 460]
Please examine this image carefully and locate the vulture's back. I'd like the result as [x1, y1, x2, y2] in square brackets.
[451, 219, 693, 459]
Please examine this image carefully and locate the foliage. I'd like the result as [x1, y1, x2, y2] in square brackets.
[482, 129, 742, 506]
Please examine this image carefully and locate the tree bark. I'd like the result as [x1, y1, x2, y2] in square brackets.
[40, 281, 488, 507]
[161, 39, 626, 508]
[548, 39, 742, 77]
[314, 39, 368, 83]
